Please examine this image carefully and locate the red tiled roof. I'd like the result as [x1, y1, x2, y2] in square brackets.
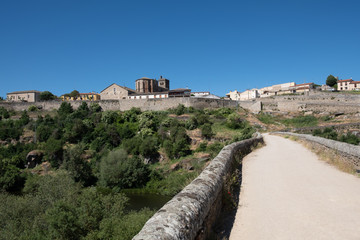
[337, 79, 352, 82]
[349, 81, 360, 84]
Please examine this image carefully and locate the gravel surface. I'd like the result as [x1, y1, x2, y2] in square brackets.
[229, 134, 360, 240]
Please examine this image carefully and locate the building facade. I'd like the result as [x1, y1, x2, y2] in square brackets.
[135, 76, 170, 93]
[100, 84, 136, 100]
[61, 92, 100, 101]
[7, 90, 41, 102]
[226, 90, 241, 101]
[337, 79, 360, 91]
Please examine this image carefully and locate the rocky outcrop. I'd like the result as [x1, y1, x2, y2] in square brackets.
[26, 150, 44, 168]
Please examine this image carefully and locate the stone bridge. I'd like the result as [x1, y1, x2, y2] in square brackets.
[134, 132, 360, 240]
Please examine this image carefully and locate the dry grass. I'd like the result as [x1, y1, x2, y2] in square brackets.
[283, 135, 359, 176]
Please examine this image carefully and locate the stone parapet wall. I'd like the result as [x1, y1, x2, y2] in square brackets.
[0, 98, 238, 112]
[133, 133, 263, 240]
[275, 132, 360, 169]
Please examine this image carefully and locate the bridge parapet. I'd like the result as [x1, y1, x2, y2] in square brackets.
[275, 132, 360, 171]
[133, 133, 263, 240]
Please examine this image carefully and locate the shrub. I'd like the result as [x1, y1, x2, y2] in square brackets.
[206, 141, 224, 157]
[201, 123, 214, 139]
[195, 141, 208, 152]
[43, 138, 64, 168]
[174, 104, 186, 115]
[226, 113, 244, 129]
[58, 102, 73, 116]
[28, 105, 38, 112]
[99, 149, 150, 189]
[62, 144, 95, 186]
[339, 133, 360, 145]
[90, 102, 102, 113]
[313, 127, 337, 140]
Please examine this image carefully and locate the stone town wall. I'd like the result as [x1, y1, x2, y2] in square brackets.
[133, 133, 263, 240]
[0, 98, 238, 112]
[239, 92, 360, 113]
[275, 132, 360, 170]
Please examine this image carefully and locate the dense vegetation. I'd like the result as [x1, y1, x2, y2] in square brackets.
[0, 104, 254, 239]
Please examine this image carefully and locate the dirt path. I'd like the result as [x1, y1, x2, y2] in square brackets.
[229, 134, 360, 240]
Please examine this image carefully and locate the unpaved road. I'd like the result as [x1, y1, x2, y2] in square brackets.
[229, 134, 360, 240]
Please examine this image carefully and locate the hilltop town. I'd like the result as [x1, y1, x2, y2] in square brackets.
[4, 75, 357, 103]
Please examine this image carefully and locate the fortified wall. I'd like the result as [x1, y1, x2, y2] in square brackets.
[0, 98, 238, 112]
[239, 92, 360, 114]
[133, 133, 263, 240]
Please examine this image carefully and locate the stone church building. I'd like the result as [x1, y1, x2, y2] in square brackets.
[135, 76, 169, 93]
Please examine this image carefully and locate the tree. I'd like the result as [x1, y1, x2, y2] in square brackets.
[58, 102, 73, 116]
[40, 91, 56, 101]
[326, 75, 337, 87]
[69, 90, 80, 99]
[62, 144, 95, 186]
[99, 149, 150, 189]
[201, 123, 214, 140]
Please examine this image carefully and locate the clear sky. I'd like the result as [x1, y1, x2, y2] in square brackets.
[1, 0, 359, 98]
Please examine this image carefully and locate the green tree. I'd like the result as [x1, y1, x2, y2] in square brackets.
[69, 90, 80, 99]
[40, 91, 56, 101]
[99, 149, 150, 189]
[326, 75, 337, 87]
[62, 144, 95, 186]
[201, 123, 214, 140]
[58, 102, 73, 116]
[46, 201, 82, 240]
[226, 113, 244, 129]
[90, 102, 102, 113]
[0, 162, 25, 192]
[0, 107, 10, 119]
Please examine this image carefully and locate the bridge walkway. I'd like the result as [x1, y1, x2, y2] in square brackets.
[229, 134, 360, 240]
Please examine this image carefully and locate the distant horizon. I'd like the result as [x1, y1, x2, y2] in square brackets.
[1, 0, 359, 99]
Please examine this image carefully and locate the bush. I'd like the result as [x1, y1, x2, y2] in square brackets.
[90, 102, 102, 113]
[174, 104, 186, 115]
[0, 162, 25, 192]
[62, 144, 95, 186]
[226, 113, 244, 129]
[43, 138, 64, 168]
[99, 149, 150, 189]
[339, 133, 360, 145]
[58, 102, 73, 116]
[28, 105, 38, 112]
[0, 107, 10, 119]
[313, 127, 337, 140]
[201, 123, 214, 139]
[206, 141, 224, 157]
[195, 141, 208, 152]
[163, 125, 191, 159]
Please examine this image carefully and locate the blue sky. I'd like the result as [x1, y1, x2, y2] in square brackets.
[1, 0, 359, 98]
